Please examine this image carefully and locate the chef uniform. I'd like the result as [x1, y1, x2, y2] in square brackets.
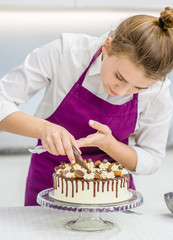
[0, 33, 172, 206]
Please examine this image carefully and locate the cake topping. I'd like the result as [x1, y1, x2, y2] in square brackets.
[70, 168, 75, 173]
[54, 166, 62, 171]
[103, 159, 108, 163]
[94, 172, 102, 179]
[87, 158, 92, 163]
[83, 172, 95, 180]
[113, 171, 122, 177]
[75, 170, 85, 178]
[86, 161, 95, 170]
[99, 161, 110, 170]
[108, 163, 116, 168]
[55, 158, 128, 179]
[115, 161, 120, 165]
[87, 169, 92, 174]
[66, 171, 75, 178]
[94, 160, 101, 167]
[60, 170, 69, 177]
[111, 164, 120, 171]
[101, 170, 114, 179]
[118, 165, 123, 170]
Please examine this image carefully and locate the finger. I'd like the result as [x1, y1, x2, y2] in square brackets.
[43, 137, 59, 155]
[76, 138, 88, 148]
[77, 134, 97, 148]
[61, 135, 76, 164]
[89, 120, 111, 134]
[53, 136, 66, 155]
[70, 136, 82, 154]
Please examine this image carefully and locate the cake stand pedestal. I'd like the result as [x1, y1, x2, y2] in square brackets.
[37, 188, 143, 232]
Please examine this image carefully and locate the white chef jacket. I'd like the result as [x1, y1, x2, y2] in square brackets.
[0, 32, 172, 175]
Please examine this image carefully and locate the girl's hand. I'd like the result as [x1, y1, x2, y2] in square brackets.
[77, 120, 114, 150]
[41, 122, 80, 164]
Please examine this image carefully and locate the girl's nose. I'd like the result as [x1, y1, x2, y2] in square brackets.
[114, 84, 129, 96]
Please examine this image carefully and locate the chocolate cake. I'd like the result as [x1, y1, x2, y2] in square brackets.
[52, 159, 132, 204]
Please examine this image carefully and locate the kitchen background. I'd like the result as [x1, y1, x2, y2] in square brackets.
[0, 0, 173, 207]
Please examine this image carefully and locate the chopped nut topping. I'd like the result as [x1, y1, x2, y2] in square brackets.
[70, 168, 75, 173]
[103, 159, 108, 163]
[118, 165, 123, 170]
[113, 171, 122, 177]
[87, 158, 92, 163]
[108, 163, 116, 168]
[54, 166, 61, 172]
[94, 160, 101, 167]
[94, 172, 102, 179]
[60, 170, 69, 177]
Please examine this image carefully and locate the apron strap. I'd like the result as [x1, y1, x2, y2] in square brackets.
[78, 47, 102, 85]
[133, 93, 138, 101]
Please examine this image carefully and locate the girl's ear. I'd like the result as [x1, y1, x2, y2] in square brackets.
[102, 37, 113, 55]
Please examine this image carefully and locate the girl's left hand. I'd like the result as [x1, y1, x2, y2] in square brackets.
[77, 120, 114, 150]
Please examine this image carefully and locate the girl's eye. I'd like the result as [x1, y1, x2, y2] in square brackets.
[136, 87, 142, 90]
[115, 73, 123, 81]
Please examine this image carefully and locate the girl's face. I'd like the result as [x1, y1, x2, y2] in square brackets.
[100, 39, 157, 96]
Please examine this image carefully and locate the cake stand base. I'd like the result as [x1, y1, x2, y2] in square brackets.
[65, 211, 117, 232]
[37, 188, 143, 232]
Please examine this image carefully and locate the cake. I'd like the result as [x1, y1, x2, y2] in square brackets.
[52, 159, 131, 204]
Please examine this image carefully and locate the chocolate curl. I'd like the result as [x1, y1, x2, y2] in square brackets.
[72, 145, 91, 173]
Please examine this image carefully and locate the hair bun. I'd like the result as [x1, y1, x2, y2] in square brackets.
[160, 6, 173, 29]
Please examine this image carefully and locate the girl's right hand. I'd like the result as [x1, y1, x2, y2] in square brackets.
[41, 122, 80, 164]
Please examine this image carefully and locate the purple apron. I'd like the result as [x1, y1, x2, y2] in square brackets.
[25, 47, 138, 206]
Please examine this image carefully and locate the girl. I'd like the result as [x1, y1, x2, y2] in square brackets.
[0, 7, 173, 206]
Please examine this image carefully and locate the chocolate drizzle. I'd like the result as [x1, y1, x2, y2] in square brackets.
[102, 181, 105, 192]
[82, 181, 84, 191]
[116, 180, 118, 198]
[71, 181, 74, 197]
[58, 176, 60, 187]
[93, 181, 96, 197]
[120, 178, 123, 188]
[76, 180, 78, 193]
[97, 181, 99, 192]
[55, 174, 130, 200]
[65, 179, 68, 197]
[107, 181, 110, 191]
[112, 179, 114, 191]
[61, 178, 64, 194]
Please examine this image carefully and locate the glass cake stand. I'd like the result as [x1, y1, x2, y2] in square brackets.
[37, 188, 143, 232]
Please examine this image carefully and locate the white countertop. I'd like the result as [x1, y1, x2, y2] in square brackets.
[0, 201, 172, 240]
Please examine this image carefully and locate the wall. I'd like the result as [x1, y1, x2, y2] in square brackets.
[0, 0, 172, 10]
[0, 8, 173, 152]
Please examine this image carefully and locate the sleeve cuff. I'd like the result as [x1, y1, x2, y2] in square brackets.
[128, 146, 163, 175]
[0, 101, 21, 122]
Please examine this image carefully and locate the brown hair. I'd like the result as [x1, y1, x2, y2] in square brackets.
[108, 7, 173, 80]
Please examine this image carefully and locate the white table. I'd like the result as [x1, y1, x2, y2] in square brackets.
[0, 201, 172, 240]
